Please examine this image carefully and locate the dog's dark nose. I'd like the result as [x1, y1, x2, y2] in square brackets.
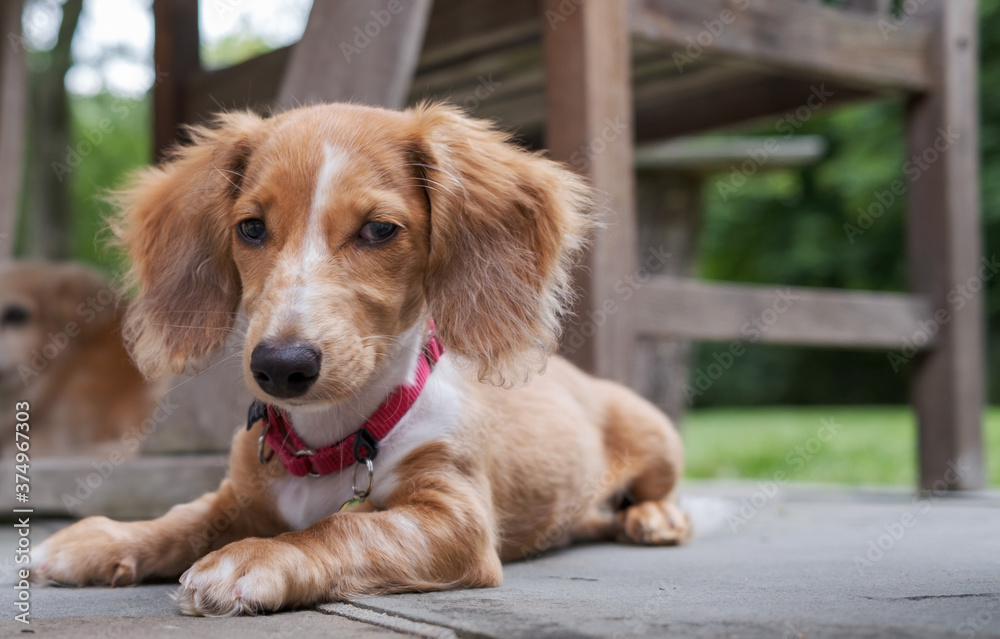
[250, 341, 321, 399]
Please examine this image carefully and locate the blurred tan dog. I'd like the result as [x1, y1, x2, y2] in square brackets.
[0, 261, 156, 456]
[34, 103, 688, 615]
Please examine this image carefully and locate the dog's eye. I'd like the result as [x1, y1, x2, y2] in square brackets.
[359, 221, 399, 244]
[1, 305, 29, 328]
[238, 218, 267, 243]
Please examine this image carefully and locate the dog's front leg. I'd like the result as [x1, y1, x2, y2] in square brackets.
[176, 449, 503, 616]
[32, 476, 284, 587]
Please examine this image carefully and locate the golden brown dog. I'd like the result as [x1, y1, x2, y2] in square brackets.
[0, 261, 155, 457]
[34, 103, 689, 615]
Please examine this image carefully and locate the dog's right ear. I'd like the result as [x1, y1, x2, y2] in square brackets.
[111, 111, 264, 379]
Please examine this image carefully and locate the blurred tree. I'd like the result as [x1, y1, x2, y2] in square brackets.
[19, 0, 82, 260]
[980, 0, 1000, 404]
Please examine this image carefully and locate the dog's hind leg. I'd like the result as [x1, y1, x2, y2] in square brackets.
[598, 382, 692, 546]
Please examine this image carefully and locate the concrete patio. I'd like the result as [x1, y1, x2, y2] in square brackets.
[1, 483, 998, 639]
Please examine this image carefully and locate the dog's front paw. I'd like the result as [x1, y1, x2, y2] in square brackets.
[32, 516, 143, 586]
[175, 537, 317, 616]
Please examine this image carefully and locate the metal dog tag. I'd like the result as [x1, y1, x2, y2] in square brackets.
[339, 496, 366, 512]
[339, 457, 374, 512]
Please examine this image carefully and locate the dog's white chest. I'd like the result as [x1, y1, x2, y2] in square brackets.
[270, 358, 464, 530]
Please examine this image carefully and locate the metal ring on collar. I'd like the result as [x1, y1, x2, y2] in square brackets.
[258, 423, 275, 465]
[353, 457, 374, 499]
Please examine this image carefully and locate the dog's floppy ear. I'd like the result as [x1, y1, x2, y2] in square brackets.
[409, 104, 594, 387]
[111, 111, 264, 379]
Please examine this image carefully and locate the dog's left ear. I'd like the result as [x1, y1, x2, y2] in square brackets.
[409, 104, 594, 387]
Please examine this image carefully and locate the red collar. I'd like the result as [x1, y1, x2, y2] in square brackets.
[247, 324, 444, 478]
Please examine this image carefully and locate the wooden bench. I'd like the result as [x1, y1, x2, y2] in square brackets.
[152, 0, 987, 491]
[1, 0, 982, 494]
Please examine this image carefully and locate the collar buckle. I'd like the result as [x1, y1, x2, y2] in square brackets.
[352, 427, 379, 463]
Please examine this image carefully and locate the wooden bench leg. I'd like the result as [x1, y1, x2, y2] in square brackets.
[153, 0, 200, 158]
[544, 0, 636, 384]
[907, 0, 984, 491]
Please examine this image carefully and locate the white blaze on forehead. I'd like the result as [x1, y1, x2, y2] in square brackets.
[263, 143, 351, 339]
[304, 143, 350, 261]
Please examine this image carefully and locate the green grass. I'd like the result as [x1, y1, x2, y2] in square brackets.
[683, 406, 1000, 486]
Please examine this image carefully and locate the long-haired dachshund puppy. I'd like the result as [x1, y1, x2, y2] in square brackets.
[33, 103, 689, 616]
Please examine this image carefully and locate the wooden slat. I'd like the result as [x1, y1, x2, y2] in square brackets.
[152, 0, 200, 158]
[635, 135, 827, 172]
[185, 46, 291, 120]
[635, 277, 935, 349]
[840, 0, 892, 14]
[278, 0, 433, 110]
[182, 0, 538, 125]
[545, 0, 637, 384]
[0, 455, 228, 519]
[0, 0, 27, 258]
[630, 0, 933, 92]
[418, 0, 538, 68]
[635, 71, 871, 143]
[906, 0, 984, 490]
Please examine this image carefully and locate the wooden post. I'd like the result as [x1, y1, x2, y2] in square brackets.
[0, 0, 27, 258]
[906, 0, 984, 490]
[634, 172, 701, 422]
[544, 0, 636, 384]
[153, 0, 200, 159]
[278, 0, 433, 109]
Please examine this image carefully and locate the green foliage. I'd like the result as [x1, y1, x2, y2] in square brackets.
[980, 0, 1000, 403]
[201, 33, 272, 70]
[66, 92, 151, 276]
[692, 2, 1000, 406]
[684, 406, 1000, 485]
